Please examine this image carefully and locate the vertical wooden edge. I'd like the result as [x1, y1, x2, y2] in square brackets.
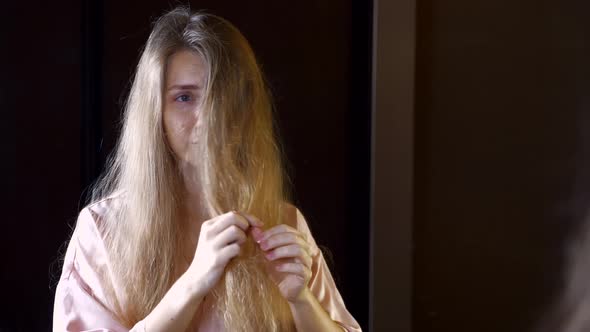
[370, 0, 416, 330]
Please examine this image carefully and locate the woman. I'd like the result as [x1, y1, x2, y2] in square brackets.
[53, 7, 360, 332]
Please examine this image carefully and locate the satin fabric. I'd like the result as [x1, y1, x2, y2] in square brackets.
[53, 195, 361, 331]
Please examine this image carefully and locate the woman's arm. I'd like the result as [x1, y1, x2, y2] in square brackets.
[288, 288, 345, 332]
[142, 272, 204, 332]
[53, 208, 261, 332]
[251, 205, 361, 332]
[143, 211, 263, 331]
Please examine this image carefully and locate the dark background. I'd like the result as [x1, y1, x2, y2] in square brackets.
[3, 0, 590, 331]
[0, 0, 371, 331]
[413, 0, 590, 331]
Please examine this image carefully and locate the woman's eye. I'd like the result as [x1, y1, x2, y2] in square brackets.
[175, 94, 192, 103]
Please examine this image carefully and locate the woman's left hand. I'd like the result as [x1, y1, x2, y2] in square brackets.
[252, 225, 313, 303]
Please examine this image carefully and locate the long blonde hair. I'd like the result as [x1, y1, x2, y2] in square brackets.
[91, 7, 294, 330]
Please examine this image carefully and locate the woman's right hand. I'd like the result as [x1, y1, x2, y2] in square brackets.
[184, 211, 263, 297]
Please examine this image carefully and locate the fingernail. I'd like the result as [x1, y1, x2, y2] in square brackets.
[251, 228, 263, 242]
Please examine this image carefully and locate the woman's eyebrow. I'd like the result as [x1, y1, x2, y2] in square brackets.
[167, 84, 202, 91]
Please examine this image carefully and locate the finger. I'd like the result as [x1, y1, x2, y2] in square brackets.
[231, 210, 256, 228]
[251, 226, 265, 240]
[214, 225, 247, 249]
[264, 244, 312, 267]
[235, 211, 264, 228]
[277, 256, 313, 270]
[258, 224, 298, 242]
[209, 212, 249, 235]
[216, 243, 242, 266]
[275, 262, 311, 279]
[260, 232, 311, 256]
[292, 257, 310, 267]
[297, 253, 313, 269]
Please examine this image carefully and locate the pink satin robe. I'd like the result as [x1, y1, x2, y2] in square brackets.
[53, 196, 362, 331]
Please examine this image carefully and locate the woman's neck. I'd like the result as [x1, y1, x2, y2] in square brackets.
[178, 161, 207, 222]
[182, 189, 206, 222]
[178, 175, 207, 269]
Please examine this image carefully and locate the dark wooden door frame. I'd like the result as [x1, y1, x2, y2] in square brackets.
[370, 0, 415, 331]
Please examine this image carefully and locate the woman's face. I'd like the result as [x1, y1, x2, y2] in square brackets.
[163, 49, 207, 164]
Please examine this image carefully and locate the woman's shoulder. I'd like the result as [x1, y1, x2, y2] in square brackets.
[71, 191, 126, 257]
[84, 191, 126, 224]
[56, 193, 126, 306]
[63, 192, 127, 279]
[281, 202, 303, 228]
[54, 194, 129, 331]
[281, 202, 319, 250]
[281, 201, 310, 227]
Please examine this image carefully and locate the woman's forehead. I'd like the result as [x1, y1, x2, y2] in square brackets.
[166, 50, 207, 88]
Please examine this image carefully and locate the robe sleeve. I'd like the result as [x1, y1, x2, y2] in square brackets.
[294, 207, 362, 332]
[53, 208, 145, 332]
